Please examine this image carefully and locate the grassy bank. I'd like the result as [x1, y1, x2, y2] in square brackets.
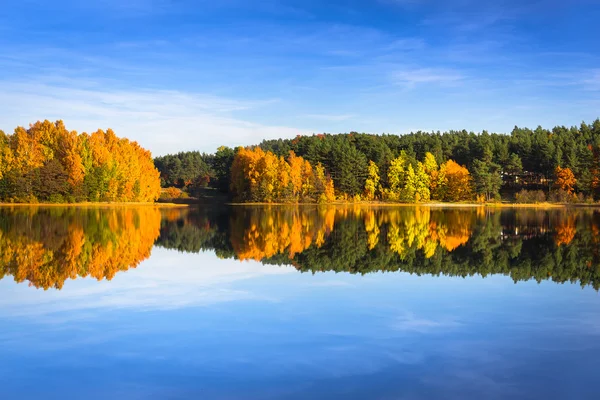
[225, 201, 590, 208]
[0, 202, 188, 208]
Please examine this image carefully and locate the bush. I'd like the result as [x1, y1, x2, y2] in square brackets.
[549, 189, 577, 203]
[48, 194, 65, 203]
[515, 189, 546, 204]
[161, 187, 182, 199]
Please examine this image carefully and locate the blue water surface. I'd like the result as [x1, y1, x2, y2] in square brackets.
[1, 247, 599, 399]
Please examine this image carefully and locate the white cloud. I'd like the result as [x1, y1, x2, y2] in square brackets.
[391, 312, 462, 333]
[0, 79, 308, 156]
[582, 69, 600, 90]
[0, 249, 295, 319]
[304, 113, 354, 122]
[391, 67, 464, 88]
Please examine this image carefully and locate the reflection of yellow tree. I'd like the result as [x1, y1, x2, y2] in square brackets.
[386, 207, 472, 258]
[231, 207, 336, 261]
[229, 206, 474, 262]
[364, 210, 380, 250]
[0, 207, 161, 289]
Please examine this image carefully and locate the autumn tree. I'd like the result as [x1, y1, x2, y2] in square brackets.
[387, 152, 408, 201]
[364, 161, 381, 201]
[414, 162, 431, 202]
[438, 160, 472, 202]
[554, 166, 576, 194]
[0, 120, 160, 203]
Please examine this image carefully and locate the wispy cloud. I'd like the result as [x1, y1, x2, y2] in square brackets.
[391, 67, 464, 88]
[304, 114, 354, 122]
[383, 38, 426, 52]
[392, 312, 462, 333]
[582, 69, 600, 90]
[0, 79, 307, 155]
[422, 10, 511, 32]
[0, 250, 295, 319]
[77, 0, 179, 17]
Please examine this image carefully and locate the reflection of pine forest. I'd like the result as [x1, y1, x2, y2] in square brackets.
[2, 206, 600, 290]
[157, 206, 600, 290]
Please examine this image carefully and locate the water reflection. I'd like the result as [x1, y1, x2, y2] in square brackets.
[2, 205, 600, 290]
[157, 206, 600, 290]
[0, 207, 161, 289]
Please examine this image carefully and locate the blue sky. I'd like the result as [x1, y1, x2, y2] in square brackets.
[1, 0, 599, 155]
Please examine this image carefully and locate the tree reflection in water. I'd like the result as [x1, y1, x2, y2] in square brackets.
[158, 206, 600, 290]
[0, 207, 161, 289]
[2, 205, 600, 290]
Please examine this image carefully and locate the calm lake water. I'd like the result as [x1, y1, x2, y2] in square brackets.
[1, 205, 599, 399]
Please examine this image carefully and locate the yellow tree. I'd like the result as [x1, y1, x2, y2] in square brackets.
[57, 129, 85, 194]
[301, 159, 314, 200]
[364, 160, 380, 201]
[314, 162, 336, 202]
[440, 160, 472, 202]
[414, 161, 431, 202]
[230, 147, 264, 202]
[0, 131, 14, 180]
[288, 151, 304, 199]
[277, 156, 291, 200]
[258, 150, 280, 202]
[423, 152, 439, 197]
[387, 152, 408, 201]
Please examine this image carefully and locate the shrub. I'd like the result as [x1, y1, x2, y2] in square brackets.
[515, 189, 546, 203]
[162, 187, 182, 199]
[48, 194, 65, 203]
[549, 189, 577, 203]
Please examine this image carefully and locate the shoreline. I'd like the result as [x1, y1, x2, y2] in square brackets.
[0, 202, 188, 208]
[225, 201, 574, 208]
[1, 201, 597, 209]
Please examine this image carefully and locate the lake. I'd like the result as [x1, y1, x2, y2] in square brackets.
[0, 205, 599, 399]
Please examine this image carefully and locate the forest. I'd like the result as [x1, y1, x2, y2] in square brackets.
[155, 119, 600, 203]
[0, 120, 161, 203]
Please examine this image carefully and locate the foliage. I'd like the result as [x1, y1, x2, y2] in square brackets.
[515, 189, 547, 203]
[549, 189, 577, 203]
[154, 151, 213, 189]
[363, 160, 381, 201]
[554, 166, 576, 194]
[437, 160, 473, 202]
[161, 187, 183, 199]
[229, 147, 335, 203]
[0, 120, 161, 203]
[472, 159, 503, 201]
[150, 118, 600, 203]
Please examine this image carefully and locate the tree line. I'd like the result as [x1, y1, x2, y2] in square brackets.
[155, 119, 600, 203]
[0, 120, 161, 203]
